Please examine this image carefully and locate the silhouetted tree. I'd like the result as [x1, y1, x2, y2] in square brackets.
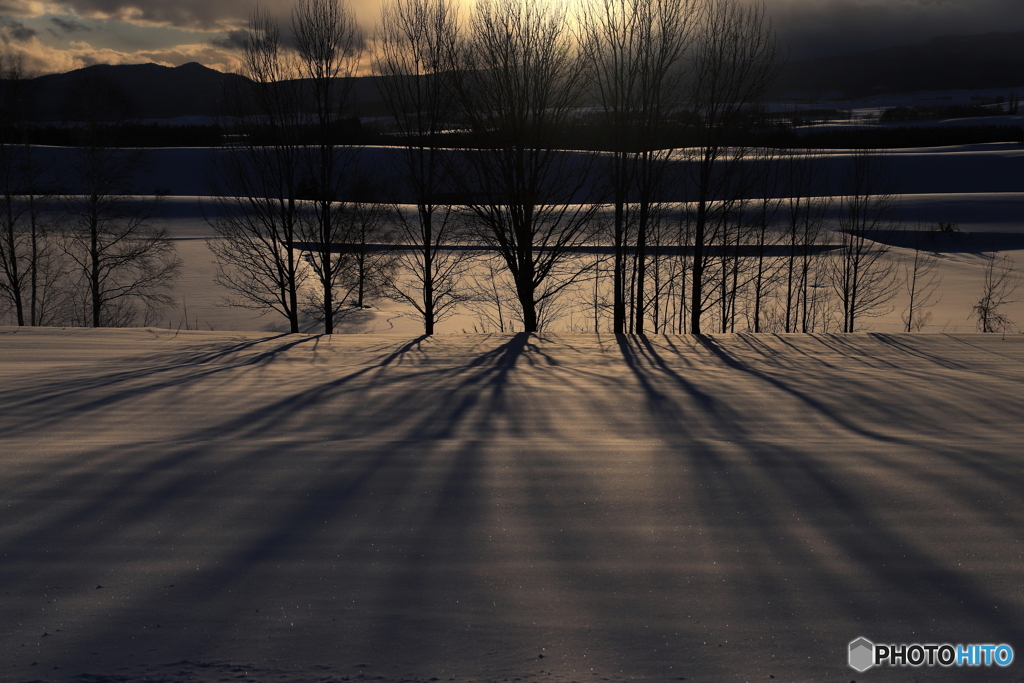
[452, 0, 599, 333]
[830, 150, 901, 332]
[745, 145, 784, 333]
[779, 149, 831, 332]
[0, 54, 31, 325]
[59, 75, 180, 327]
[683, 0, 780, 334]
[901, 225, 942, 332]
[972, 251, 1019, 333]
[373, 0, 469, 334]
[579, 0, 695, 334]
[209, 8, 308, 333]
[0, 54, 67, 326]
[337, 179, 397, 310]
[293, 0, 364, 333]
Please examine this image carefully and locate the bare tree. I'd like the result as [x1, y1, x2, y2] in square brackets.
[0, 54, 67, 326]
[452, 0, 599, 333]
[830, 150, 901, 333]
[208, 8, 309, 332]
[59, 76, 180, 328]
[374, 0, 469, 334]
[682, 0, 780, 334]
[292, 0, 364, 333]
[0, 54, 30, 325]
[745, 146, 784, 333]
[971, 251, 1019, 333]
[579, 0, 695, 334]
[901, 224, 942, 332]
[779, 149, 831, 332]
[464, 255, 514, 333]
[336, 178, 397, 310]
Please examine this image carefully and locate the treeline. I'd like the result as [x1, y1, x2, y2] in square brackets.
[0, 56, 181, 328]
[208, 0, 930, 336]
[763, 125, 1024, 150]
[881, 97, 1020, 122]
[15, 123, 229, 148]
[1, 0, 1017, 334]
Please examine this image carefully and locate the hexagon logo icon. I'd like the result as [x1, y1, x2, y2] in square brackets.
[849, 637, 875, 672]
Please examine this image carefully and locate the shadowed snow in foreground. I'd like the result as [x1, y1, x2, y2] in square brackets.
[1, 328, 1022, 682]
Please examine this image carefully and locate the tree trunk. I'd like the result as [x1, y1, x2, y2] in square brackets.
[422, 206, 435, 335]
[2, 194, 25, 325]
[613, 196, 626, 335]
[321, 199, 334, 334]
[634, 198, 649, 335]
[90, 206, 101, 328]
[690, 195, 708, 335]
[287, 210, 300, 334]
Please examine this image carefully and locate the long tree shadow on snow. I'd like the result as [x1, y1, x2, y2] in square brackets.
[612, 333, 1024, 656]
[3, 332, 1024, 681]
[0, 332, 569, 678]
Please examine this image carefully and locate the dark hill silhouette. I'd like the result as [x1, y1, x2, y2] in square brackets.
[22, 62, 250, 121]
[8, 29, 1024, 122]
[11, 61, 390, 123]
[773, 30, 1024, 98]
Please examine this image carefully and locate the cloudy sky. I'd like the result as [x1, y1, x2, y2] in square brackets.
[1, 0, 1022, 75]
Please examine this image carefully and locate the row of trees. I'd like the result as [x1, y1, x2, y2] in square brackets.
[214, 0, 789, 335]
[211, 0, 1001, 336]
[1, 0, 1013, 335]
[0, 56, 181, 328]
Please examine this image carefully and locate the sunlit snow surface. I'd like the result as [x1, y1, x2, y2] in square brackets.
[1, 329, 1023, 682]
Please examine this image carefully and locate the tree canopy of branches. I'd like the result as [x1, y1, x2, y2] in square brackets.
[59, 75, 180, 328]
[452, 0, 599, 333]
[579, 0, 695, 334]
[292, 0, 365, 333]
[209, 7, 308, 333]
[373, 0, 469, 334]
[830, 150, 901, 333]
[972, 251, 1019, 333]
[683, 0, 780, 334]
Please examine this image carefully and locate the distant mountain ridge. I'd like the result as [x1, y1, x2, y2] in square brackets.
[773, 30, 1024, 98]
[22, 62, 250, 121]
[8, 30, 1024, 122]
[11, 61, 390, 122]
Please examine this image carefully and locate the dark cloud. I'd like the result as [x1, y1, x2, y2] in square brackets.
[0, 17, 36, 42]
[766, 0, 1024, 59]
[211, 29, 247, 51]
[51, 16, 93, 33]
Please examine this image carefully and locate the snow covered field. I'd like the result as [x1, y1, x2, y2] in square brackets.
[1, 141, 1023, 682]
[1, 329, 1023, 682]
